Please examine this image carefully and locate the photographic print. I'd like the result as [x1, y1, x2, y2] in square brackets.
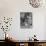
[20, 12, 32, 28]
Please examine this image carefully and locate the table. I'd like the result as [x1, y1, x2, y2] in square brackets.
[5, 39, 46, 46]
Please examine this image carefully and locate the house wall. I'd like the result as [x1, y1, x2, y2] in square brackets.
[0, 0, 46, 40]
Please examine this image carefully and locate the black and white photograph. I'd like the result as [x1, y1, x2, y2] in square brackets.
[20, 12, 32, 28]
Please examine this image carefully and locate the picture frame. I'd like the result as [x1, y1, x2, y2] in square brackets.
[20, 12, 32, 28]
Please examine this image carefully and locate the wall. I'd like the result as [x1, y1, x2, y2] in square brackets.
[0, 0, 46, 40]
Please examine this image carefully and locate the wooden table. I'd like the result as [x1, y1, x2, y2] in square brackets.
[13, 40, 46, 46]
[5, 39, 46, 46]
